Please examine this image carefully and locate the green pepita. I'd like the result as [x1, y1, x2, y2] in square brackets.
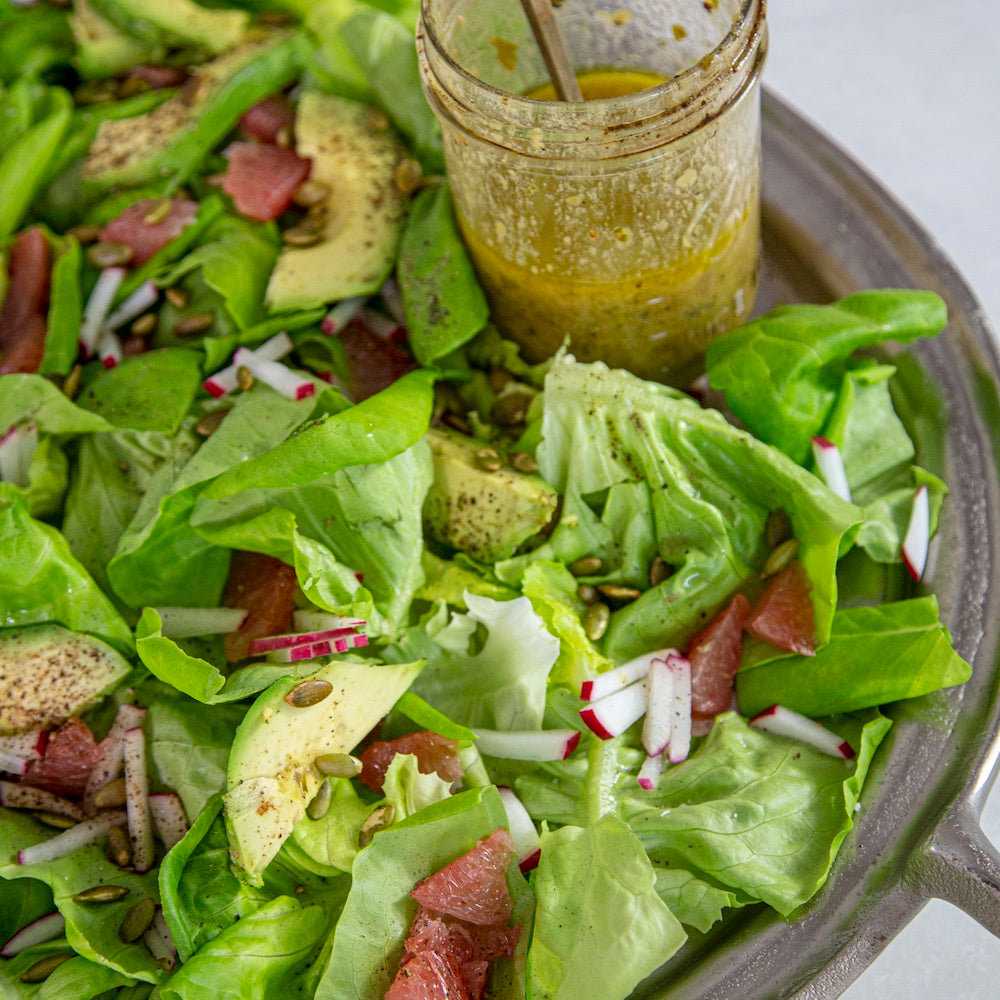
[765, 508, 793, 548]
[306, 779, 332, 820]
[648, 555, 670, 588]
[576, 583, 600, 605]
[358, 804, 395, 847]
[19, 953, 74, 983]
[106, 824, 132, 868]
[284, 678, 333, 708]
[130, 312, 157, 337]
[86, 240, 133, 269]
[119, 897, 155, 943]
[314, 752, 362, 778]
[474, 447, 503, 472]
[93, 776, 127, 809]
[195, 409, 229, 437]
[598, 583, 642, 603]
[509, 451, 539, 473]
[583, 602, 610, 641]
[173, 311, 215, 337]
[569, 555, 603, 577]
[73, 884, 131, 904]
[763, 537, 799, 577]
[32, 811, 77, 829]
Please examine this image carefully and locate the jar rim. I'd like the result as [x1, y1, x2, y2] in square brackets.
[418, 0, 767, 145]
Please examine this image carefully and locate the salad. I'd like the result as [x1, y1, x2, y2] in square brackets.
[0, 1, 974, 998]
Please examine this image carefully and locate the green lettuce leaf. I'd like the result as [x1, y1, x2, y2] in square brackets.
[382, 751, 455, 820]
[652, 866, 749, 934]
[528, 814, 686, 1000]
[705, 290, 947, 464]
[735, 596, 972, 717]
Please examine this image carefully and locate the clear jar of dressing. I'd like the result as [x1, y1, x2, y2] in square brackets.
[416, 0, 767, 386]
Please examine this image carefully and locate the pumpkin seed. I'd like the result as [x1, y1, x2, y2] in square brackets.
[306, 779, 332, 820]
[119, 897, 155, 943]
[576, 583, 600, 605]
[93, 776, 127, 809]
[195, 409, 229, 437]
[315, 752, 362, 778]
[569, 555, 603, 577]
[491, 392, 532, 427]
[274, 124, 293, 148]
[763, 537, 799, 578]
[165, 287, 188, 309]
[364, 107, 390, 132]
[74, 884, 131, 904]
[393, 158, 423, 195]
[173, 312, 214, 337]
[61, 363, 82, 401]
[474, 447, 503, 472]
[282, 219, 322, 247]
[32, 811, 77, 829]
[117, 75, 150, 99]
[284, 678, 333, 708]
[236, 365, 254, 390]
[358, 804, 395, 847]
[130, 312, 157, 337]
[86, 241, 132, 269]
[648, 555, 670, 588]
[488, 367, 514, 393]
[142, 199, 172, 225]
[510, 451, 539, 474]
[293, 179, 331, 208]
[765, 508, 793, 548]
[441, 411, 472, 435]
[20, 953, 74, 983]
[597, 583, 642, 603]
[106, 824, 132, 868]
[583, 602, 610, 641]
[67, 223, 102, 244]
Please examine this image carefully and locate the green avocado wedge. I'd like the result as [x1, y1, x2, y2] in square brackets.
[224, 657, 424, 884]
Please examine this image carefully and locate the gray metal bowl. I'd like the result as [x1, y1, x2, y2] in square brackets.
[637, 91, 1000, 998]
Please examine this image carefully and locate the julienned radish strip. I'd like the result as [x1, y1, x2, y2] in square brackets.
[637, 753, 665, 791]
[143, 908, 177, 970]
[148, 793, 189, 850]
[641, 657, 674, 758]
[0, 422, 38, 488]
[0, 780, 84, 821]
[79, 266, 126, 355]
[497, 786, 542, 873]
[247, 625, 365, 655]
[0, 730, 46, 775]
[291, 610, 366, 632]
[17, 811, 126, 865]
[579, 679, 648, 740]
[472, 728, 580, 762]
[359, 307, 405, 343]
[123, 727, 154, 872]
[749, 705, 855, 760]
[104, 280, 159, 330]
[580, 648, 673, 702]
[232, 347, 315, 401]
[0, 911, 67, 957]
[665, 651, 693, 764]
[83, 703, 147, 815]
[902, 483, 930, 581]
[320, 295, 366, 335]
[152, 606, 248, 639]
[202, 330, 294, 397]
[96, 325, 122, 369]
[811, 436, 852, 502]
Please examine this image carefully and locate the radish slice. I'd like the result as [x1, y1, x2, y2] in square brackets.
[637, 753, 665, 791]
[0, 752, 30, 776]
[811, 436, 852, 502]
[359, 307, 405, 343]
[902, 483, 930, 581]
[247, 625, 365, 655]
[152, 606, 248, 638]
[143, 908, 177, 970]
[0, 780, 84, 821]
[123, 727, 154, 872]
[320, 296, 366, 335]
[641, 657, 675, 757]
[17, 811, 126, 865]
[265, 632, 367, 662]
[0, 422, 38, 488]
[148, 793, 188, 850]
[232, 347, 315, 401]
[580, 648, 675, 702]
[105, 280, 159, 330]
[291, 611, 366, 632]
[1, 911, 66, 957]
[749, 704, 856, 760]
[202, 331, 294, 397]
[665, 651, 693, 764]
[579, 680, 648, 740]
[96, 326, 122, 369]
[0, 730, 47, 776]
[497, 786, 542, 873]
[83, 703, 147, 815]
[80, 266, 126, 355]
[472, 728, 580, 762]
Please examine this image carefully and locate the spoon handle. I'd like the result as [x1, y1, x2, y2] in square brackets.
[520, 0, 584, 102]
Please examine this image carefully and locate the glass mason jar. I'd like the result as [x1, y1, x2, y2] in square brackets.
[416, 0, 768, 386]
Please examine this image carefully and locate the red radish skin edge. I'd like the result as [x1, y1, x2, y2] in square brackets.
[1, 911, 67, 958]
[902, 484, 930, 581]
[749, 704, 855, 761]
[579, 680, 648, 740]
[811, 435, 852, 502]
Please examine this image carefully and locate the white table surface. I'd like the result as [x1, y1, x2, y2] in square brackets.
[763, 2, 1000, 996]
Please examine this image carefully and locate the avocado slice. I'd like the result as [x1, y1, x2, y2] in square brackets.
[71, 0, 160, 79]
[0, 625, 131, 735]
[224, 657, 423, 883]
[423, 427, 560, 562]
[87, 0, 247, 56]
[265, 92, 407, 311]
[84, 29, 303, 190]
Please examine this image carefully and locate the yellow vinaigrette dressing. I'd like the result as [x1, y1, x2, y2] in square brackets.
[418, 0, 763, 386]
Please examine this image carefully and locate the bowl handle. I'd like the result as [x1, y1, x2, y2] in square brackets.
[905, 799, 1000, 937]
